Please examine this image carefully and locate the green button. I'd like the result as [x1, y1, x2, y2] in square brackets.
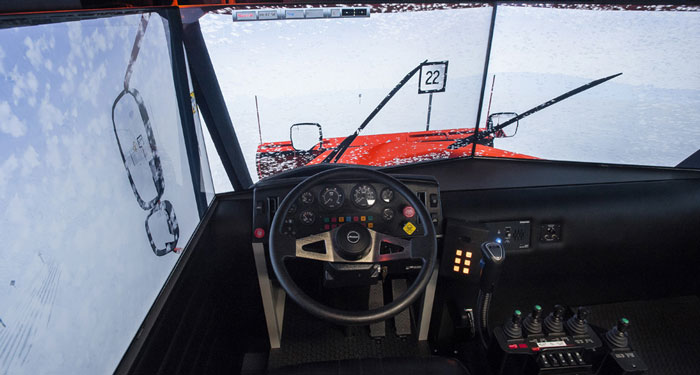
[323, 217, 330, 223]
[514, 310, 522, 316]
[534, 305, 542, 311]
[621, 318, 630, 324]
[368, 216, 373, 221]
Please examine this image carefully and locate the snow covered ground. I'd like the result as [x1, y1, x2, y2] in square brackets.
[201, 5, 700, 189]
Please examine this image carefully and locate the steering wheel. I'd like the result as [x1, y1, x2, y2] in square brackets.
[269, 167, 437, 325]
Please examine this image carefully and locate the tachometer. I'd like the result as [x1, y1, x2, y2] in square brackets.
[320, 186, 344, 209]
[351, 184, 377, 208]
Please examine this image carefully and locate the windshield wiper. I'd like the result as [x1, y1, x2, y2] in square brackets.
[322, 60, 427, 163]
[448, 72, 623, 150]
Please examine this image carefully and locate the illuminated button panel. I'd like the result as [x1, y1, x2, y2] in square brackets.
[322, 215, 374, 231]
[452, 249, 473, 275]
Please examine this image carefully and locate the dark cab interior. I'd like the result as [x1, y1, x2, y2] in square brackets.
[122, 157, 700, 375]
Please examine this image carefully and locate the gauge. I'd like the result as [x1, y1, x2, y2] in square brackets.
[299, 210, 315, 225]
[320, 186, 344, 209]
[381, 188, 394, 203]
[351, 184, 377, 208]
[382, 207, 395, 221]
[300, 191, 314, 205]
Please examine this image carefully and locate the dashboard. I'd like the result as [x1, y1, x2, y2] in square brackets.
[252, 174, 443, 246]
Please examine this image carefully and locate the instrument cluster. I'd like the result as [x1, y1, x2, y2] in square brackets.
[252, 174, 442, 244]
[282, 182, 422, 239]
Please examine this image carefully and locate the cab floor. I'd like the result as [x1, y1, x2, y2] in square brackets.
[584, 295, 700, 375]
[266, 301, 429, 370]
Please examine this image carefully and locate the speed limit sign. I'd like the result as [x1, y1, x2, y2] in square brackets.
[419, 61, 448, 94]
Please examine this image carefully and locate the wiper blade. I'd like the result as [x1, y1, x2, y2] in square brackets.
[323, 60, 427, 163]
[448, 72, 623, 150]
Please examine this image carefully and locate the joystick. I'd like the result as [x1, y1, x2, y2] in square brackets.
[544, 304, 566, 335]
[566, 307, 590, 336]
[522, 305, 544, 336]
[503, 309, 523, 339]
[605, 318, 630, 348]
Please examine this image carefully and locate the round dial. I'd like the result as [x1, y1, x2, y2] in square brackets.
[300, 191, 314, 205]
[320, 186, 344, 209]
[351, 184, 377, 208]
[381, 188, 394, 203]
[299, 210, 315, 225]
[382, 207, 395, 221]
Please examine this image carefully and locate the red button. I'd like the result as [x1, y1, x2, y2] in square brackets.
[353, 216, 359, 222]
[518, 343, 528, 349]
[402, 206, 416, 218]
[331, 217, 337, 223]
[508, 344, 518, 349]
[331, 224, 337, 229]
[531, 347, 540, 352]
[324, 224, 330, 230]
[254, 228, 265, 239]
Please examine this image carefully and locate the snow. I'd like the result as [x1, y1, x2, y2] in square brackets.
[201, 5, 700, 189]
[1, 14, 202, 375]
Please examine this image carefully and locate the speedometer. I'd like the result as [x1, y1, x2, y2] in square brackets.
[351, 184, 377, 208]
[320, 186, 344, 210]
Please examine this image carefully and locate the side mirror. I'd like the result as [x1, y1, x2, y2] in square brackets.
[290, 123, 323, 151]
[488, 112, 519, 138]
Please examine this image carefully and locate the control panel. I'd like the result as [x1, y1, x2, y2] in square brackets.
[489, 305, 647, 375]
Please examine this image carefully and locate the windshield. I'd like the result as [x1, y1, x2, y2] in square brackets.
[200, 4, 493, 183]
[199, 3, 700, 188]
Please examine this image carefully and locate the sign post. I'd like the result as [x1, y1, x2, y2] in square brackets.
[418, 61, 448, 131]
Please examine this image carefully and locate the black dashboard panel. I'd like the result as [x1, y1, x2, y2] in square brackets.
[252, 174, 443, 245]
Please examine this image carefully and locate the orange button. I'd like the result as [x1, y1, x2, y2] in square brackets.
[453, 265, 460, 272]
[464, 260, 471, 266]
[465, 251, 472, 258]
[454, 257, 461, 264]
[456, 249, 463, 256]
[462, 268, 470, 274]
[368, 223, 374, 229]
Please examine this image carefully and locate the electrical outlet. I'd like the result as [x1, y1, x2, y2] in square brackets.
[539, 224, 562, 242]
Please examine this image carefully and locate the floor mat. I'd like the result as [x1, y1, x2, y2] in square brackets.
[267, 301, 429, 369]
[586, 295, 700, 375]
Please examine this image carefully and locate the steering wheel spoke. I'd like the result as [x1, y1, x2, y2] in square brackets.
[408, 234, 437, 261]
[295, 231, 334, 262]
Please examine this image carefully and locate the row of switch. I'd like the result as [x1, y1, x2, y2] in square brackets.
[323, 216, 373, 223]
[538, 351, 586, 368]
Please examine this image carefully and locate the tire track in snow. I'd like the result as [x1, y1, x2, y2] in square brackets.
[0, 259, 61, 374]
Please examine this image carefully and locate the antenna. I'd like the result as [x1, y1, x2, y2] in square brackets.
[255, 95, 263, 145]
[484, 75, 496, 129]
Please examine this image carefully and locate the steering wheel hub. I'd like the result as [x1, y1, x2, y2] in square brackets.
[334, 223, 371, 260]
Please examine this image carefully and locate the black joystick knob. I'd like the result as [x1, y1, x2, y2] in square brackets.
[566, 307, 590, 336]
[605, 318, 630, 348]
[504, 309, 523, 339]
[523, 305, 544, 336]
[544, 305, 566, 335]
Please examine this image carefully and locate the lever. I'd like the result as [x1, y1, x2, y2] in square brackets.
[503, 309, 523, 339]
[479, 241, 505, 293]
[544, 304, 566, 335]
[523, 304, 544, 336]
[566, 306, 591, 336]
[605, 318, 630, 348]
[476, 241, 506, 349]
